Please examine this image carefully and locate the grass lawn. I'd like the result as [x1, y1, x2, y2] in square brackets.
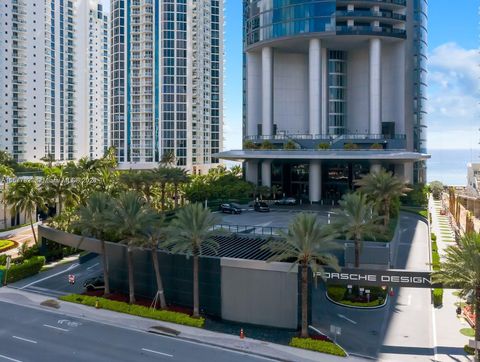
[0, 239, 15, 252]
[400, 206, 428, 219]
[460, 328, 475, 337]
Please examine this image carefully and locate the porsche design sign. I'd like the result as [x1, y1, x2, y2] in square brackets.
[316, 268, 439, 289]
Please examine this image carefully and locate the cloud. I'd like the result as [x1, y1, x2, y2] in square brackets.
[427, 42, 479, 150]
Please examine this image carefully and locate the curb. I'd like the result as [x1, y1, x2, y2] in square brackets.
[325, 292, 388, 310]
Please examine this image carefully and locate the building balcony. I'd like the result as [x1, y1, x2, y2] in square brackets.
[244, 133, 407, 150]
[336, 0, 406, 10]
[336, 25, 406, 39]
[336, 10, 406, 23]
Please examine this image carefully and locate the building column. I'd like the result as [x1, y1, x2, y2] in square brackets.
[245, 160, 258, 185]
[321, 47, 328, 135]
[309, 160, 322, 203]
[261, 160, 272, 187]
[309, 39, 321, 135]
[403, 162, 413, 184]
[369, 38, 382, 135]
[246, 53, 261, 136]
[262, 47, 273, 136]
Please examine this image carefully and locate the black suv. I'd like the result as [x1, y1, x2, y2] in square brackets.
[220, 203, 242, 214]
[254, 201, 270, 212]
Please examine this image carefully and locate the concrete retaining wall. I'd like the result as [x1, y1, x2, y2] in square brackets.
[220, 258, 298, 329]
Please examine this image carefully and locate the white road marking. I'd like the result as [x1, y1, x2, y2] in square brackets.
[12, 336, 37, 344]
[20, 263, 79, 290]
[43, 324, 68, 332]
[86, 263, 99, 271]
[337, 314, 357, 325]
[0, 354, 23, 362]
[141, 348, 173, 358]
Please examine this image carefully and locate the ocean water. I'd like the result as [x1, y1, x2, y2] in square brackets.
[427, 149, 480, 185]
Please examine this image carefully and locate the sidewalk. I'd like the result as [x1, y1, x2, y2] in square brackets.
[430, 198, 471, 362]
[0, 287, 368, 362]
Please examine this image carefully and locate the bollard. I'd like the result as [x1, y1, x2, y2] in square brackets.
[240, 328, 245, 339]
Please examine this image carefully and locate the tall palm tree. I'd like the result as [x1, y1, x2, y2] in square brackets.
[104, 191, 157, 304]
[168, 168, 188, 208]
[94, 167, 120, 196]
[44, 165, 72, 215]
[74, 192, 113, 296]
[6, 179, 46, 244]
[41, 153, 56, 168]
[333, 192, 384, 268]
[0, 165, 15, 229]
[355, 168, 411, 228]
[262, 213, 340, 338]
[433, 233, 480, 360]
[230, 165, 243, 178]
[138, 212, 168, 309]
[162, 203, 220, 318]
[160, 150, 176, 167]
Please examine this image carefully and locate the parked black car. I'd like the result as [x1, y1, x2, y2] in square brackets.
[220, 203, 242, 214]
[83, 276, 105, 291]
[254, 201, 270, 212]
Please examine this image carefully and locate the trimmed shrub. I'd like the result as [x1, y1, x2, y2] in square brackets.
[343, 143, 359, 150]
[317, 143, 330, 150]
[464, 345, 475, 355]
[260, 140, 274, 150]
[431, 233, 437, 242]
[289, 337, 347, 357]
[0, 240, 16, 253]
[284, 140, 298, 150]
[243, 140, 258, 150]
[59, 294, 204, 328]
[370, 143, 383, 150]
[433, 288, 443, 307]
[327, 285, 346, 302]
[0, 256, 45, 284]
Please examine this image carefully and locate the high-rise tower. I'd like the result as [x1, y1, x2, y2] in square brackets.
[219, 0, 429, 202]
[110, 0, 224, 172]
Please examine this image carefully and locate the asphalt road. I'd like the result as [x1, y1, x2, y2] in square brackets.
[10, 256, 103, 297]
[312, 212, 434, 361]
[0, 300, 274, 362]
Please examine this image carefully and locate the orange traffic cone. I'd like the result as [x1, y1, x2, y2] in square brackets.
[240, 328, 245, 339]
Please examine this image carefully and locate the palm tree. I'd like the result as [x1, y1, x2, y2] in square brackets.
[433, 233, 480, 360]
[160, 150, 176, 167]
[333, 192, 384, 268]
[44, 165, 72, 215]
[41, 153, 56, 168]
[355, 168, 411, 228]
[162, 203, 220, 317]
[168, 168, 188, 208]
[74, 192, 113, 296]
[230, 165, 243, 178]
[94, 167, 120, 196]
[261, 213, 340, 338]
[153, 167, 169, 210]
[0, 165, 15, 229]
[104, 191, 157, 304]
[138, 212, 168, 309]
[6, 179, 46, 244]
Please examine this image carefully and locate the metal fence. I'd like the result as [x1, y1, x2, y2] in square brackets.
[212, 224, 287, 236]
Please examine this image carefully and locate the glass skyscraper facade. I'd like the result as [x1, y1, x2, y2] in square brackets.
[220, 0, 429, 202]
[111, 0, 224, 171]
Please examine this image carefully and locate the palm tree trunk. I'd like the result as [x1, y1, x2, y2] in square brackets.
[174, 184, 179, 209]
[161, 184, 166, 211]
[30, 213, 38, 245]
[384, 199, 390, 228]
[475, 285, 480, 361]
[3, 180, 7, 230]
[354, 240, 360, 268]
[301, 264, 309, 338]
[101, 240, 110, 296]
[58, 194, 62, 215]
[193, 254, 200, 318]
[151, 248, 167, 309]
[127, 247, 136, 304]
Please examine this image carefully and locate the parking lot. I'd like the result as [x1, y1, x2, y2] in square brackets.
[216, 203, 334, 230]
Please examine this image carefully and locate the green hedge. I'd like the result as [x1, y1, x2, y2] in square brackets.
[433, 288, 443, 307]
[464, 345, 475, 355]
[0, 256, 45, 284]
[59, 294, 204, 328]
[289, 337, 347, 357]
[327, 285, 346, 302]
[431, 233, 437, 242]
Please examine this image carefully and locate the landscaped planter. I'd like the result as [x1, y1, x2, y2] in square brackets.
[326, 284, 388, 309]
[0, 239, 18, 253]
